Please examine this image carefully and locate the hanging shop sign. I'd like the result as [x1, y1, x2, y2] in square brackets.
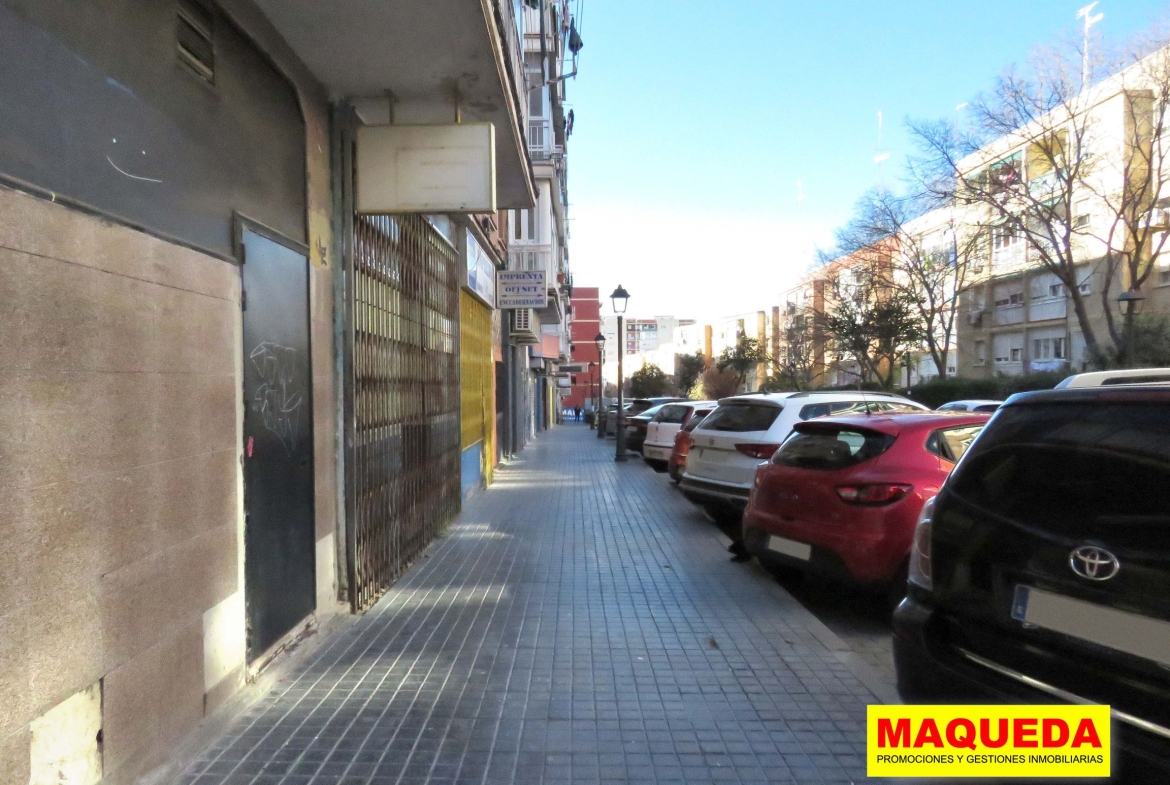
[356, 123, 496, 213]
[496, 270, 547, 308]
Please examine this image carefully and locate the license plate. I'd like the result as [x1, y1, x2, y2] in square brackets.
[1011, 585, 1170, 667]
[644, 446, 667, 460]
[696, 448, 727, 463]
[767, 535, 811, 561]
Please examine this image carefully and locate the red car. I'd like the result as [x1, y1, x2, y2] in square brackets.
[667, 414, 708, 483]
[743, 412, 990, 590]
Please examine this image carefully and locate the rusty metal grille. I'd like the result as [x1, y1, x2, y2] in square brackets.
[348, 213, 461, 611]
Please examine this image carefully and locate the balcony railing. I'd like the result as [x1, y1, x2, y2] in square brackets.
[527, 118, 563, 159]
[994, 303, 1025, 325]
[1029, 298, 1067, 322]
[509, 244, 554, 277]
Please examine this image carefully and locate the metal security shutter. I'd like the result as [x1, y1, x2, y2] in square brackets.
[347, 213, 461, 611]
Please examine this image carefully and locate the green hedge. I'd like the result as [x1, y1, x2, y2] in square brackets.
[902, 371, 1068, 409]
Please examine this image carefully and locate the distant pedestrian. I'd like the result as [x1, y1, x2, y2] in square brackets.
[574, 406, 582, 422]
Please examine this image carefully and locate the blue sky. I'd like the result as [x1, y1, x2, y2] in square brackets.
[565, 0, 1170, 319]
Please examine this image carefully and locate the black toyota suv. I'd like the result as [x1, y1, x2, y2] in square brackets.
[893, 386, 1170, 776]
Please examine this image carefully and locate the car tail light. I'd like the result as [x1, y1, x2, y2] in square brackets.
[676, 433, 693, 458]
[835, 483, 913, 505]
[908, 496, 935, 591]
[734, 443, 781, 459]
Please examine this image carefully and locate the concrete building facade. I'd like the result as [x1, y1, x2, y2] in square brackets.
[0, 1, 565, 782]
[502, 0, 577, 444]
[952, 61, 1170, 377]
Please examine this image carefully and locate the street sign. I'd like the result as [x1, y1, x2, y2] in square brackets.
[496, 270, 547, 308]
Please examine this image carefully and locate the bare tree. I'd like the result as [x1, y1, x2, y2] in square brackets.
[1085, 42, 1170, 353]
[909, 37, 1170, 366]
[774, 306, 819, 389]
[700, 363, 741, 400]
[833, 189, 982, 378]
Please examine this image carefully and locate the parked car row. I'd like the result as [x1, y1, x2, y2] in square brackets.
[628, 370, 1170, 775]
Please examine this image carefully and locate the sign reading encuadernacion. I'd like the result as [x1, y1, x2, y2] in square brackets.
[496, 270, 547, 308]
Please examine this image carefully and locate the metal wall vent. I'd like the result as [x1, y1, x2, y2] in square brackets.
[176, 0, 215, 83]
[514, 307, 532, 332]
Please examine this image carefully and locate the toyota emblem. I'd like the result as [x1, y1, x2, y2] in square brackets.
[1069, 546, 1120, 581]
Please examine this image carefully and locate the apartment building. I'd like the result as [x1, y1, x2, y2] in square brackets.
[564, 287, 602, 411]
[503, 0, 578, 440]
[597, 315, 696, 385]
[774, 250, 884, 387]
[954, 51, 1170, 376]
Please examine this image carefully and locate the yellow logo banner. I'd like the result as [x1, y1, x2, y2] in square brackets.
[867, 705, 1110, 778]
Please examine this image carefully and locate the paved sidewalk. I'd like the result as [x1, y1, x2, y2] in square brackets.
[179, 426, 892, 785]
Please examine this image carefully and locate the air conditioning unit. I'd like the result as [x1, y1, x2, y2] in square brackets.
[511, 308, 540, 344]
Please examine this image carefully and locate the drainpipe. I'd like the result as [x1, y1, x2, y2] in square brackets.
[538, 0, 549, 86]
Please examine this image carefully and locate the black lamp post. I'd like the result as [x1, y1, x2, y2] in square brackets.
[587, 361, 597, 429]
[1117, 288, 1147, 368]
[594, 332, 606, 439]
[611, 285, 631, 462]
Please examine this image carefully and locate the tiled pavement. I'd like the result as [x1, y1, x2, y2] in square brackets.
[178, 425, 897, 785]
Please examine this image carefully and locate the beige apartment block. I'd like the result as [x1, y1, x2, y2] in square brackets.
[952, 52, 1170, 377]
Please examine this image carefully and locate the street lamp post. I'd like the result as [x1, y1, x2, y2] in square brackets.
[594, 332, 606, 439]
[588, 361, 597, 430]
[610, 285, 631, 462]
[1117, 288, 1146, 368]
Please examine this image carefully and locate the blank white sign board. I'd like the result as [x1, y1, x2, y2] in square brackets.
[357, 123, 496, 213]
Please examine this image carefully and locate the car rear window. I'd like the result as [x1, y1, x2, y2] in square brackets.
[772, 428, 895, 470]
[926, 424, 985, 463]
[948, 402, 1170, 531]
[682, 412, 710, 432]
[878, 401, 926, 413]
[973, 404, 1000, 412]
[798, 400, 884, 420]
[699, 403, 782, 432]
[654, 405, 689, 424]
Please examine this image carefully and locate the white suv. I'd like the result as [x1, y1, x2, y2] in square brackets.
[1055, 367, 1170, 388]
[680, 391, 929, 516]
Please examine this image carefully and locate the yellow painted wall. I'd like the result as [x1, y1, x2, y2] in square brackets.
[460, 291, 495, 485]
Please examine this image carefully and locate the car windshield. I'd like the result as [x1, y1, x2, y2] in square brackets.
[772, 427, 895, 470]
[948, 402, 1170, 531]
[682, 412, 711, 432]
[699, 403, 783, 433]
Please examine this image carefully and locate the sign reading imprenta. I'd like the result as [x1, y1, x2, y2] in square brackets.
[496, 271, 547, 308]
